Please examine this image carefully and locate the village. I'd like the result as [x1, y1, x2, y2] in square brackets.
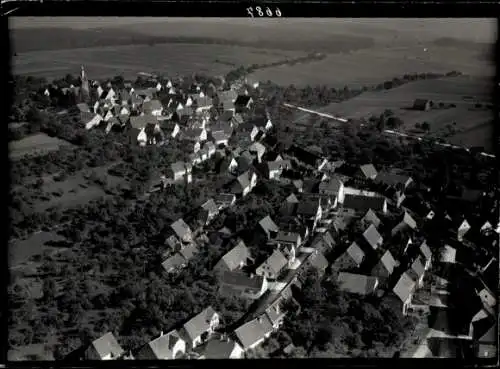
[11, 64, 498, 361]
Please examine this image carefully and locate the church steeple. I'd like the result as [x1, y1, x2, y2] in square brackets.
[80, 65, 89, 92]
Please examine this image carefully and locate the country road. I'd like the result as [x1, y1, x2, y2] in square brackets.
[282, 103, 496, 158]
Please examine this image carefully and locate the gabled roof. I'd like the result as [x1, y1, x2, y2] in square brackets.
[345, 242, 365, 266]
[217, 240, 251, 271]
[201, 199, 219, 215]
[362, 209, 381, 228]
[137, 330, 184, 359]
[234, 314, 274, 351]
[393, 272, 416, 303]
[214, 193, 236, 204]
[409, 256, 425, 279]
[259, 216, 279, 237]
[162, 253, 187, 272]
[221, 271, 265, 291]
[236, 170, 254, 190]
[130, 115, 157, 130]
[89, 332, 125, 359]
[275, 230, 300, 244]
[234, 95, 252, 106]
[202, 338, 242, 359]
[338, 272, 379, 295]
[142, 99, 163, 113]
[304, 251, 329, 271]
[286, 193, 300, 204]
[360, 164, 378, 179]
[375, 250, 397, 275]
[267, 160, 291, 172]
[401, 211, 418, 230]
[319, 176, 344, 194]
[183, 307, 219, 342]
[362, 224, 383, 250]
[343, 194, 386, 213]
[170, 218, 192, 240]
[264, 297, 286, 326]
[440, 245, 457, 263]
[419, 241, 432, 261]
[258, 250, 288, 276]
[179, 243, 199, 261]
[375, 170, 412, 188]
[311, 231, 335, 251]
[296, 199, 320, 218]
[248, 142, 266, 157]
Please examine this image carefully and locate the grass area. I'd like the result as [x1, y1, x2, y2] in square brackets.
[9, 231, 65, 267]
[9, 133, 75, 161]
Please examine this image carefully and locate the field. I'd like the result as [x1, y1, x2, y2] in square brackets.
[249, 46, 495, 88]
[9, 133, 74, 160]
[296, 75, 494, 150]
[13, 43, 308, 80]
[10, 18, 495, 83]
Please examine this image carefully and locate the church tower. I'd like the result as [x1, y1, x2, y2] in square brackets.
[80, 65, 90, 100]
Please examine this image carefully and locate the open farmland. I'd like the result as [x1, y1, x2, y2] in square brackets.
[9, 133, 74, 161]
[248, 45, 495, 88]
[13, 43, 308, 80]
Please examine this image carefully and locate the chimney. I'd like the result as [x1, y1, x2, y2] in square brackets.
[160, 330, 163, 336]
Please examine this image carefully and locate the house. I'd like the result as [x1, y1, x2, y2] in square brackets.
[234, 315, 274, 352]
[287, 145, 328, 171]
[235, 151, 254, 173]
[161, 121, 181, 139]
[265, 160, 291, 181]
[358, 164, 378, 180]
[271, 230, 302, 256]
[331, 242, 365, 271]
[142, 99, 163, 116]
[300, 250, 329, 276]
[84, 114, 103, 130]
[408, 257, 426, 288]
[391, 211, 418, 236]
[135, 330, 186, 360]
[180, 307, 220, 349]
[361, 224, 383, 250]
[161, 254, 188, 273]
[255, 250, 289, 280]
[214, 193, 236, 210]
[248, 142, 266, 163]
[217, 156, 239, 175]
[183, 128, 207, 143]
[476, 285, 496, 312]
[309, 231, 336, 254]
[375, 170, 413, 191]
[371, 250, 397, 282]
[218, 90, 238, 110]
[201, 337, 244, 359]
[179, 243, 200, 262]
[164, 235, 182, 252]
[200, 199, 219, 225]
[211, 130, 232, 147]
[262, 297, 287, 330]
[234, 95, 254, 112]
[337, 272, 379, 295]
[440, 245, 457, 264]
[419, 240, 433, 270]
[471, 313, 497, 359]
[85, 332, 125, 360]
[391, 272, 417, 315]
[170, 218, 193, 243]
[319, 176, 345, 204]
[232, 170, 258, 197]
[169, 161, 192, 182]
[128, 115, 159, 146]
[342, 194, 388, 214]
[413, 98, 432, 111]
[258, 216, 279, 240]
[214, 240, 252, 274]
[297, 198, 323, 231]
[219, 271, 268, 300]
[456, 219, 471, 241]
[253, 116, 273, 132]
[361, 209, 381, 228]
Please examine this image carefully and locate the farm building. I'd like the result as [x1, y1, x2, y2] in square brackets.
[413, 99, 433, 111]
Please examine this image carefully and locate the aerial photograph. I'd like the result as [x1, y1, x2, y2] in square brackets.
[7, 17, 498, 361]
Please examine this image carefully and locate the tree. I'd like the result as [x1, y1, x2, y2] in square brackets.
[42, 278, 57, 301]
[421, 122, 430, 132]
